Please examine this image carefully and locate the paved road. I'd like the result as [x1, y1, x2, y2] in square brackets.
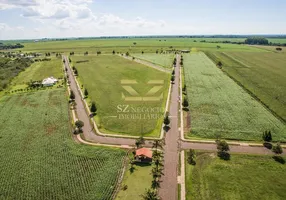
[159, 54, 181, 200]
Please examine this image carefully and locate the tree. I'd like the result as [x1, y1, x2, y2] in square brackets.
[133, 42, 137, 45]
[276, 47, 282, 51]
[84, 88, 88, 97]
[142, 51, 144, 54]
[182, 97, 189, 108]
[135, 136, 145, 148]
[141, 189, 160, 200]
[90, 101, 97, 114]
[152, 140, 163, 150]
[183, 84, 187, 93]
[245, 37, 269, 45]
[188, 149, 196, 165]
[75, 120, 84, 129]
[163, 114, 170, 126]
[74, 68, 78, 76]
[272, 143, 283, 154]
[126, 52, 129, 57]
[173, 58, 177, 66]
[69, 90, 75, 101]
[156, 50, 159, 54]
[152, 165, 164, 179]
[262, 130, 272, 142]
[217, 61, 223, 68]
[216, 140, 229, 151]
[172, 70, 175, 75]
[112, 50, 115, 54]
[132, 57, 135, 60]
[171, 75, 175, 83]
[151, 179, 160, 189]
[97, 51, 101, 55]
[216, 140, 230, 160]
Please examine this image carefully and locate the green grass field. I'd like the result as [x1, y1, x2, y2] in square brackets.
[184, 52, 285, 141]
[71, 55, 170, 136]
[116, 163, 152, 200]
[15, 38, 269, 53]
[132, 53, 174, 68]
[185, 152, 286, 200]
[205, 51, 286, 121]
[11, 57, 63, 85]
[0, 89, 126, 200]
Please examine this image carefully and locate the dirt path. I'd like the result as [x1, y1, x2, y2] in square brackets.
[159, 54, 181, 200]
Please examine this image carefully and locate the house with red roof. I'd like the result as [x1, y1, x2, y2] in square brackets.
[135, 148, 153, 163]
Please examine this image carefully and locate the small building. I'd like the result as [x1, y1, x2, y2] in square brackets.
[180, 50, 190, 53]
[135, 148, 152, 163]
[42, 77, 58, 87]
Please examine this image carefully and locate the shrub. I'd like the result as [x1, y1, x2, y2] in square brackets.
[272, 143, 283, 155]
[187, 149, 196, 165]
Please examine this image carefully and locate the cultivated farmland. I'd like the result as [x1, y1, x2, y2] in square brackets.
[132, 53, 174, 68]
[205, 51, 286, 121]
[185, 152, 286, 200]
[184, 52, 285, 141]
[71, 55, 170, 136]
[17, 38, 269, 54]
[0, 89, 126, 200]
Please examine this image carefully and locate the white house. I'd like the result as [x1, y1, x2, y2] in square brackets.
[42, 77, 58, 86]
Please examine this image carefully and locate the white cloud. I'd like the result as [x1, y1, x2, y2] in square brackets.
[0, 0, 171, 39]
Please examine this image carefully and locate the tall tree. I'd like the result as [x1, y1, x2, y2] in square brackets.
[90, 101, 97, 114]
[164, 114, 170, 126]
[69, 90, 75, 101]
[182, 97, 189, 108]
[141, 189, 160, 200]
[84, 88, 88, 97]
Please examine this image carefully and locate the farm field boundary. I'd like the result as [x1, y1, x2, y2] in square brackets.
[205, 51, 286, 123]
[182, 52, 285, 141]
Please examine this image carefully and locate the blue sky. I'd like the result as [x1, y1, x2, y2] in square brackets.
[0, 0, 285, 40]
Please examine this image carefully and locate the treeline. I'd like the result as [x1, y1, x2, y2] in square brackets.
[0, 43, 24, 50]
[245, 37, 269, 45]
[201, 37, 286, 46]
[0, 57, 33, 91]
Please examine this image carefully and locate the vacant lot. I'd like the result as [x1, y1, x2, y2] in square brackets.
[133, 53, 174, 68]
[0, 89, 126, 200]
[71, 55, 170, 136]
[11, 57, 63, 86]
[185, 152, 286, 200]
[116, 163, 152, 200]
[205, 51, 286, 121]
[184, 53, 285, 141]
